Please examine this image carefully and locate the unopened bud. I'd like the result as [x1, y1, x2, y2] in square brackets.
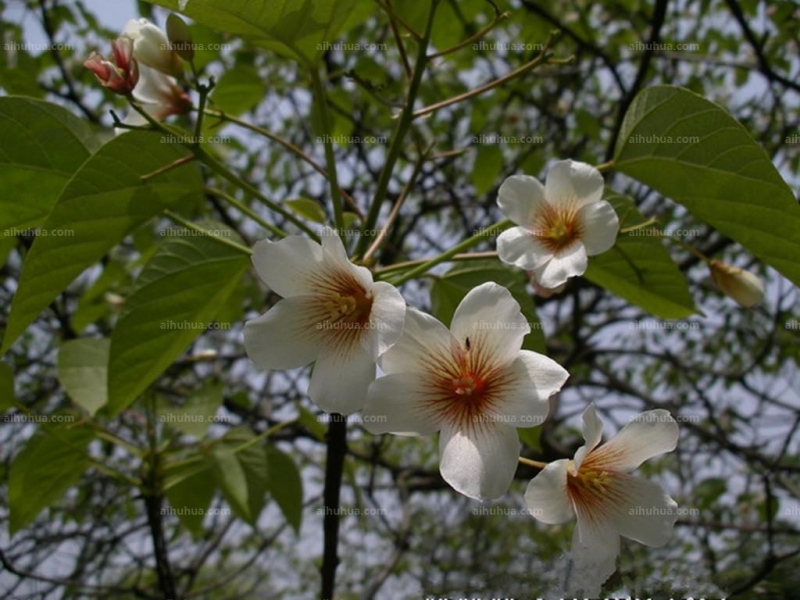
[710, 260, 764, 308]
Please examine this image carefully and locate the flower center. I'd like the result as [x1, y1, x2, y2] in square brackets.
[323, 289, 373, 325]
[452, 376, 478, 396]
[566, 459, 614, 516]
[534, 204, 582, 252]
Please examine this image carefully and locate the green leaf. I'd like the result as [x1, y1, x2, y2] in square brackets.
[161, 382, 225, 439]
[107, 228, 249, 415]
[210, 444, 250, 521]
[0, 362, 15, 412]
[57, 338, 110, 416]
[0, 97, 99, 232]
[471, 144, 504, 196]
[211, 66, 266, 116]
[142, 0, 372, 64]
[518, 426, 542, 453]
[266, 445, 303, 532]
[9, 419, 94, 533]
[585, 192, 698, 319]
[430, 260, 546, 354]
[614, 85, 800, 288]
[285, 198, 328, 224]
[164, 461, 215, 536]
[223, 428, 270, 524]
[1, 131, 204, 355]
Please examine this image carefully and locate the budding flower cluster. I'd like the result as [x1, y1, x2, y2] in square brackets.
[709, 260, 765, 308]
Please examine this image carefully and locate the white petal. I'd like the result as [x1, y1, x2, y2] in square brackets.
[578, 200, 619, 256]
[320, 230, 373, 292]
[244, 296, 321, 370]
[496, 226, 553, 270]
[438, 422, 520, 501]
[590, 409, 679, 472]
[496, 174, 548, 226]
[251, 236, 323, 297]
[361, 281, 406, 358]
[132, 64, 175, 105]
[485, 350, 568, 426]
[531, 241, 587, 288]
[544, 159, 604, 209]
[606, 474, 678, 547]
[308, 346, 376, 415]
[574, 403, 603, 470]
[567, 516, 620, 598]
[361, 373, 443, 435]
[524, 459, 574, 524]
[378, 307, 456, 375]
[450, 282, 529, 367]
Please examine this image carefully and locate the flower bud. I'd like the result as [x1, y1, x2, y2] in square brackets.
[527, 271, 566, 298]
[83, 36, 138, 95]
[710, 260, 764, 308]
[122, 18, 183, 77]
[166, 14, 194, 62]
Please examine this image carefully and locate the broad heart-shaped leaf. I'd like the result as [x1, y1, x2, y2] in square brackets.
[107, 230, 249, 415]
[585, 192, 698, 319]
[9, 418, 94, 534]
[614, 85, 800, 288]
[266, 445, 303, 533]
[430, 260, 546, 354]
[1, 131, 204, 355]
[0, 97, 99, 233]
[57, 338, 110, 416]
[160, 382, 225, 439]
[142, 0, 372, 64]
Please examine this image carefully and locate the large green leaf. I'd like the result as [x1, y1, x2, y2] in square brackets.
[585, 192, 698, 319]
[430, 260, 546, 354]
[614, 85, 800, 287]
[107, 230, 249, 415]
[161, 382, 225, 439]
[142, 0, 372, 64]
[57, 338, 110, 416]
[0, 97, 99, 232]
[9, 419, 94, 533]
[164, 461, 216, 536]
[267, 445, 303, 533]
[1, 131, 203, 355]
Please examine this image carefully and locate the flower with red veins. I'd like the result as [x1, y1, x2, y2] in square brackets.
[122, 18, 183, 77]
[524, 403, 679, 596]
[496, 160, 619, 288]
[361, 282, 569, 501]
[244, 230, 406, 415]
[83, 36, 138, 95]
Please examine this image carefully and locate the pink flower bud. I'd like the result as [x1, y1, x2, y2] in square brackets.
[83, 37, 139, 95]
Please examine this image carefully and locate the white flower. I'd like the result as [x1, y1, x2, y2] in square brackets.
[361, 282, 569, 501]
[244, 231, 406, 415]
[524, 404, 679, 596]
[709, 260, 764, 308]
[123, 18, 183, 77]
[496, 160, 619, 288]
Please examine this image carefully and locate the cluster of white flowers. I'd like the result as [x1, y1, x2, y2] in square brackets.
[242, 161, 679, 595]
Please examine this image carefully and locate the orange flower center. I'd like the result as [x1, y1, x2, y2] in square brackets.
[533, 203, 582, 253]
